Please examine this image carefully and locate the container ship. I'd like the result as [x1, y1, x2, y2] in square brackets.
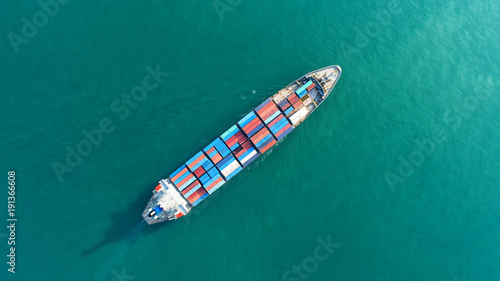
[142, 65, 342, 224]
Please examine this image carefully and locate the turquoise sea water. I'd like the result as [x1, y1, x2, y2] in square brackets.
[1, 1, 499, 280]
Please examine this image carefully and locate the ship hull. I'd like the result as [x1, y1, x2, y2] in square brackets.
[142, 66, 342, 224]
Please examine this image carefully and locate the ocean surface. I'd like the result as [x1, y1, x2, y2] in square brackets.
[1, 1, 499, 280]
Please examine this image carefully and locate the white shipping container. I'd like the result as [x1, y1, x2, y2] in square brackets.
[289, 107, 308, 125]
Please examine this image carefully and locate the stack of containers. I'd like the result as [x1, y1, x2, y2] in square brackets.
[255, 99, 281, 125]
[202, 167, 225, 194]
[306, 82, 316, 91]
[185, 151, 215, 186]
[234, 140, 259, 167]
[268, 114, 294, 141]
[296, 80, 313, 98]
[204, 138, 230, 164]
[186, 151, 210, 172]
[277, 99, 291, 111]
[287, 93, 302, 113]
[185, 187, 208, 207]
[238, 111, 264, 137]
[250, 126, 276, 154]
[221, 125, 249, 153]
[277, 98, 296, 116]
[181, 179, 207, 207]
[169, 164, 196, 191]
[216, 154, 242, 180]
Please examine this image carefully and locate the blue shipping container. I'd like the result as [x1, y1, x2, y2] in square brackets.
[265, 111, 281, 124]
[295, 80, 313, 94]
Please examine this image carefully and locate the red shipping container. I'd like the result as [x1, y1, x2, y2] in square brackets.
[256, 99, 271, 111]
[188, 154, 206, 169]
[193, 166, 205, 177]
[225, 136, 238, 148]
[171, 167, 188, 182]
[177, 173, 194, 187]
[187, 188, 207, 204]
[259, 139, 277, 153]
[306, 83, 316, 91]
[281, 102, 291, 111]
[258, 104, 278, 118]
[243, 118, 260, 131]
[182, 180, 201, 195]
[206, 177, 223, 192]
[268, 114, 284, 128]
[241, 140, 252, 149]
[288, 93, 299, 103]
[251, 128, 270, 144]
[235, 147, 247, 158]
[235, 141, 253, 157]
[276, 123, 292, 137]
[255, 133, 271, 145]
[206, 147, 216, 155]
[226, 131, 247, 148]
[234, 131, 248, 144]
[257, 101, 275, 115]
[250, 128, 265, 142]
[245, 119, 264, 133]
[262, 108, 278, 121]
[211, 153, 223, 164]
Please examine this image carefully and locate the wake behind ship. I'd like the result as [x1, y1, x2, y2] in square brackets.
[142, 66, 342, 224]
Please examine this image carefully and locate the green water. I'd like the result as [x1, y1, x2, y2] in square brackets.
[1, 1, 499, 280]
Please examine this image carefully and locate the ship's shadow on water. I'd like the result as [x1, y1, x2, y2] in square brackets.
[81, 189, 166, 257]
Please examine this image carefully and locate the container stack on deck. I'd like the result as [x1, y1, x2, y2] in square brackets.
[167, 89, 316, 208]
[216, 154, 242, 180]
[306, 81, 316, 91]
[234, 140, 259, 167]
[186, 150, 224, 194]
[253, 98, 294, 142]
[278, 93, 302, 116]
[296, 80, 314, 98]
[180, 179, 207, 206]
[238, 111, 264, 138]
[255, 99, 281, 125]
[250, 126, 276, 153]
[204, 138, 229, 165]
[170, 165, 196, 191]
[267, 114, 293, 141]
[221, 124, 257, 167]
